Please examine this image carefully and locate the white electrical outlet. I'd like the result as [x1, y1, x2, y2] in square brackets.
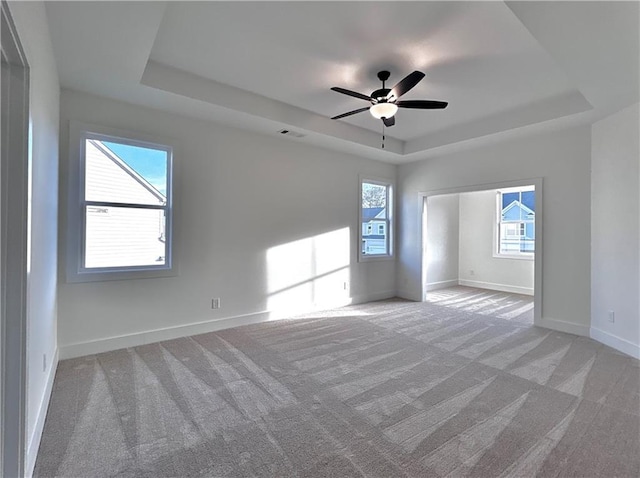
[43, 354, 47, 372]
[343, 281, 348, 290]
[211, 298, 221, 309]
[608, 310, 615, 323]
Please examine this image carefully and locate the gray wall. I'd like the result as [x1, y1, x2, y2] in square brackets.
[57, 89, 396, 357]
[397, 126, 591, 333]
[425, 194, 459, 291]
[7, 1, 60, 473]
[591, 102, 640, 357]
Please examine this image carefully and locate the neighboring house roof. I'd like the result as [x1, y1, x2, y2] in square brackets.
[89, 139, 166, 203]
[502, 200, 534, 220]
[362, 207, 385, 221]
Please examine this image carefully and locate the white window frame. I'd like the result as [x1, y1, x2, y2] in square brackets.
[65, 121, 178, 282]
[359, 175, 394, 262]
[494, 185, 535, 260]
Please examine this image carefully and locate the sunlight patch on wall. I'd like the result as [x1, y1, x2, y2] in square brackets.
[266, 227, 351, 315]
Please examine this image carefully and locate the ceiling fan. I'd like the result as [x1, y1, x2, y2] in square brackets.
[330, 70, 448, 127]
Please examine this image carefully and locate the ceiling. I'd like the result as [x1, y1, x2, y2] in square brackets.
[45, 1, 639, 163]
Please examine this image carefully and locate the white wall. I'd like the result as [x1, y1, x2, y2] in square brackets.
[425, 194, 459, 290]
[591, 102, 640, 358]
[458, 190, 534, 295]
[7, 1, 60, 475]
[397, 126, 591, 335]
[57, 89, 396, 357]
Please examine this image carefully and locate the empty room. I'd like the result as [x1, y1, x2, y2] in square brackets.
[1, 1, 638, 477]
[424, 186, 537, 324]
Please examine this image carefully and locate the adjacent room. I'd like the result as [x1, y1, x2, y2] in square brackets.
[1, 1, 639, 477]
[424, 185, 537, 324]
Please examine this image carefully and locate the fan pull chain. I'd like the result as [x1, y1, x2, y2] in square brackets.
[382, 122, 385, 149]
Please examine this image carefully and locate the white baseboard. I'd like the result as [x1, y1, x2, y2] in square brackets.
[458, 279, 534, 296]
[26, 347, 59, 478]
[60, 310, 274, 359]
[59, 290, 397, 360]
[426, 279, 459, 291]
[395, 288, 422, 302]
[350, 289, 396, 304]
[590, 327, 640, 359]
[536, 317, 590, 337]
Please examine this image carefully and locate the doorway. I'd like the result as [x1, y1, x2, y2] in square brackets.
[1, 2, 30, 476]
[420, 179, 542, 326]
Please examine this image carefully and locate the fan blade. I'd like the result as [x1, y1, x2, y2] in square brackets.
[382, 116, 395, 127]
[331, 107, 370, 120]
[396, 100, 448, 109]
[330, 87, 372, 101]
[389, 71, 425, 99]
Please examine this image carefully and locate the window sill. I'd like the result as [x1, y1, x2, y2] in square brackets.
[66, 266, 178, 283]
[492, 253, 534, 261]
[358, 254, 394, 263]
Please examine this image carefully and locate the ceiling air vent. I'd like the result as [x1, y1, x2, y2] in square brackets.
[278, 129, 305, 138]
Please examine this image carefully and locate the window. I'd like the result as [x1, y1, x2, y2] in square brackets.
[360, 177, 393, 260]
[66, 122, 176, 282]
[496, 186, 535, 257]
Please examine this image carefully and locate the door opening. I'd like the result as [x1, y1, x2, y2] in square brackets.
[1, 2, 30, 476]
[420, 179, 542, 326]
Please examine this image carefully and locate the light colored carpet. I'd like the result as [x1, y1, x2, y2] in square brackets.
[35, 295, 639, 477]
[426, 286, 534, 325]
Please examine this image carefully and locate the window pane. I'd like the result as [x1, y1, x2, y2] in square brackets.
[521, 191, 535, 212]
[498, 188, 535, 255]
[362, 182, 387, 218]
[85, 139, 167, 206]
[501, 192, 519, 211]
[523, 223, 535, 252]
[499, 223, 535, 254]
[85, 206, 166, 268]
[499, 224, 519, 253]
[361, 219, 387, 255]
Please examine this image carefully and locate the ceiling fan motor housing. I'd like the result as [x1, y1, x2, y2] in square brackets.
[371, 88, 392, 103]
[374, 71, 392, 101]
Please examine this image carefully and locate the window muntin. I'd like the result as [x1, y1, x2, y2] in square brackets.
[497, 187, 535, 256]
[360, 179, 392, 259]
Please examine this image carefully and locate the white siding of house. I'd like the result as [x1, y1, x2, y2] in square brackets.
[85, 207, 165, 268]
[362, 237, 386, 255]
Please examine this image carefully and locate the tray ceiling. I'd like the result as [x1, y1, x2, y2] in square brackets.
[45, 1, 638, 163]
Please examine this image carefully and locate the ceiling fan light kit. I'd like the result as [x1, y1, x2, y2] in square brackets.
[330, 70, 448, 128]
[370, 102, 398, 119]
